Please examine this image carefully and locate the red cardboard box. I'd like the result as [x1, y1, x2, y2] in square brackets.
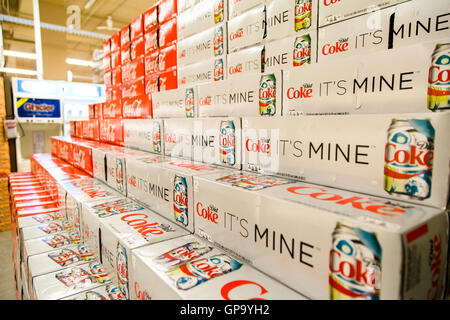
[122, 56, 145, 83]
[144, 5, 158, 32]
[158, 44, 177, 72]
[145, 74, 159, 94]
[111, 31, 121, 52]
[103, 39, 111, 56]
[159, 67, 178, 91]
[111, 50, 121, 69]
[131, 14, 144, 41]
[158, 0, 177, 24]
[131, 36, 145, 60]
[100, 119, 124, 146]
[144, 29, 158, 54]
[112, 67, 122, 86]
[121, 44, 131, 65]
[120, 25, 131, 47]
[102, 100, 122, 119]
[122, 94, 152, 119]
[159, 17, 177, 49]
[71, 143, 93, 176]
[145, 51, 159, 76]
[103, 55, 111, 72]
[122, 76, 145, 98]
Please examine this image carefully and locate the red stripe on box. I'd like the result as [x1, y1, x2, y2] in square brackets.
[406, 224, 429, 243]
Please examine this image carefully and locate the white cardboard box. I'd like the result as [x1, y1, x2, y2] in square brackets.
[126, 156, 227, 233]
[193, 171, 449, 300]
[266, 0, 318, 41]
[264, 31, 318, 74]
[317, 0, 449, 63]
[283, 39, 450, 115]
[17, 211, 66, 230]
[152, 87, 199, 119]
[227, 44, 264, 78]
[228, 0, 265, 19]
[197, 71, 283, 117]
[61, 282, 126, 300]
[242, 112, 450, 209]
[124, 119, 165, 154]
[227, 5, 266, 53]
[318, 0, 410, 27]
[130, 234, 307, 300]
[178, 23, 227, 68]
[99, 208, 189, 299]
[178, 56, 227, 87]
[32, 260, 113, 300]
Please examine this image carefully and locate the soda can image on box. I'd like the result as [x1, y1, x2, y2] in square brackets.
[259, 74, 277, 116]
[384, 119, 435, 200]
[293, 34, 311, 67]
[219, 120, 236, 166]
[173, 175, 189, 227]
[329, 222, 382, 300]
[295, 0, 312, 31]
[165, 254, 243, 290]
[427, 43, 450, 111]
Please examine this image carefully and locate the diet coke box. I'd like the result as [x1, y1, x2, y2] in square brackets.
[20, 220, 73, 245]
[130, 234, 307, 300]
[264, 31, 318, 73]
[17, 211, 65, 230]
[266, 0, 318, 41]
[63, 178, 123, 234]
[92, 145, 121, 184]
[26, 243, 98, 298]
[283, 39, 450, 115]
[192, 117, 242, 169]
[32, 260, 113, 300]
[163, 118, 195, 159]
[61, 282, 126, 300]
[104, 148, 149, 196]
[227, 5, 266, 53]
[318, 0, 449, 63]
[319, 0, 410, 27]
[228, 0, 265, 19]
[153, 87, 198, 118]
[81, 198, 145, 258]
[178, 56, 227, 87]
[99, 208, 189, 299]
[227, 44, 264, 78]
[124, 119, 165, 153]
[178, 0, 227, 40]
[126, 156, 226, 232]
[197, 70, 283, 117]
[177, 23, 227, 68]
[242, 112, 450, 209]
[193, 171, 449, 299]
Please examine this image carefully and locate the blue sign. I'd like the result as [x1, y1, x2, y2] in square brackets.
[17, 97, 61, 118]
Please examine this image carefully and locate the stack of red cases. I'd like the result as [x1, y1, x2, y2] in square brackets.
[104, 30, 122, 120]
[144, 4, 160, 97]
[99, 118, 124, 146]
[158, 0, 178, 91]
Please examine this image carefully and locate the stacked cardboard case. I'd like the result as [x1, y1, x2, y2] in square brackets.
[16, 0, 450, 300]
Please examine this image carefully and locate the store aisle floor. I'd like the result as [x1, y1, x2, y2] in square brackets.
[0, 231, 16, 300]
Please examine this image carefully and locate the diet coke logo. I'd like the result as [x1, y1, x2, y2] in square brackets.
[287, 186, 406, 216]
[385, 144, 433, 167]
[199, 96, 212, 106]
[120, 213, 165, 237]
[286, 85, 313, 99]
[229, 28, 244, 41]
[428, 65, 449, 85]
[229, 64, 243, 75]
[196, 202, 219, 224]
[221, 135, 235, 148]
[245, 138, 270, 154]
[322, 38, 349, 56]
[128, 175, 137, 188]
[221, 280, 268, 300]
[323, 0, 341, 6]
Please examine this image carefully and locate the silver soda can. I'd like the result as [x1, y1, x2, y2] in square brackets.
[185, 88, 195, 118]
[152, 121, 162, 153]
[259, 74, 276, 116]
[214, 25, 224, 56]
[329, 223, 382, 300]
[214, 58, 224, 81]
[427, 43, 450, 111]
[219, 120, 236, 165]
[173, 175, 189, 226]
[384, 119, 435, 200]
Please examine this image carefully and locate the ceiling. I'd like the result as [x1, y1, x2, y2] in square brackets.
[0, 0, 158, 83]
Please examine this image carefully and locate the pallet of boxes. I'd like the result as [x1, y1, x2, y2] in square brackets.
[0, 76, 11, 232]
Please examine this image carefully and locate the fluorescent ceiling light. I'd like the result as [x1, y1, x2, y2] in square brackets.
[66, 58, 94, 67]
[3, 50, 37, 60]
[0, 67, 37, 76]
[84, 0, 97, 10]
